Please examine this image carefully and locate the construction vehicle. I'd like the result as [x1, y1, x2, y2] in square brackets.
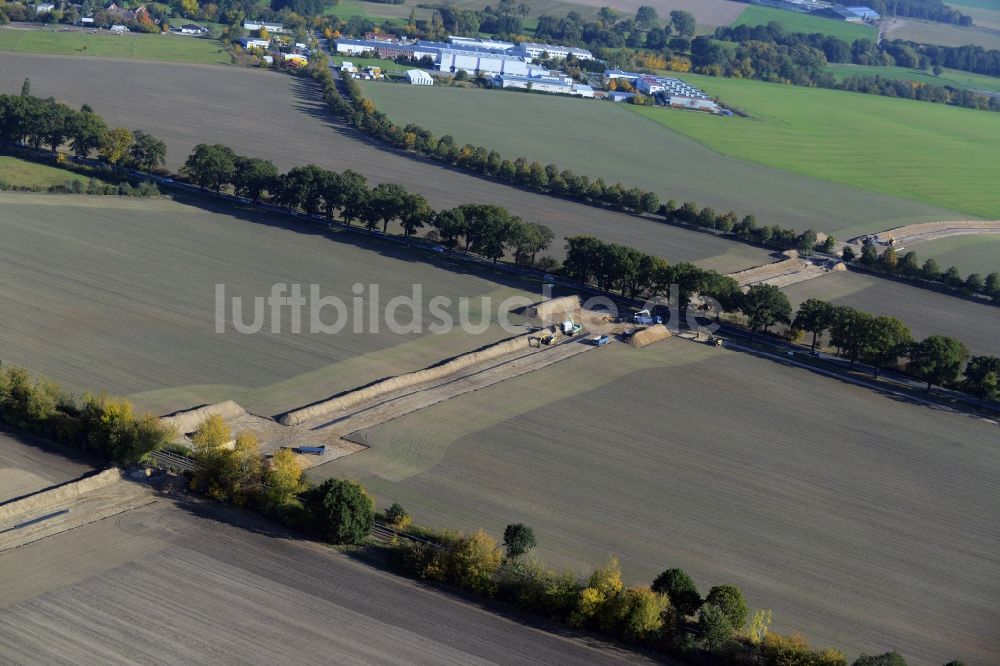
[590, 334, 610, 347]
[560, 317, 583, 335]
[529, 327, 559, 347]
[632, 309, 662, 325]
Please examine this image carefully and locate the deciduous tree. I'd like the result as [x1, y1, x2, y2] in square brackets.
[861, 315, 912, 377]
[705, 584, 749, 629]
[651, 568, 701, 617]
[128, 129, 167, 172]
[232, 156, 277, 203]
[183, 143, 236, 194]
[739, 284, 792, 337]
[794, 298, 834, 350]
[963, 355, 1000, 400]
[907, 335, 969, 390]
[99, 127, 134, 166]
[502, 523, 536, 560]
[305, 478, 374, 544]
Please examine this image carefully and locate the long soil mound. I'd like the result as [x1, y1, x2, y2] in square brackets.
[281, 333, 534, 426]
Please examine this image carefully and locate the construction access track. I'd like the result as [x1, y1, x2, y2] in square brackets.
[295, 335, 599, 458]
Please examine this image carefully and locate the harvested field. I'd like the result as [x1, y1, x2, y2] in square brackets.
[0, 430, 94, 491]
[362, 82, 961, 236]
[317, 340, 1000, 664]
[0, 468, 51, 504]
[0, 439, 642, 665]
[884, 17, 1000, 50]
[555, 0, 746, 27]
[0, 54, 772, 272]
[950, 0, 1000, 31]
[905, 233, 1000, 276]
[782, 270, 1000, 356]
[0, 193, 541, 416]
[629, 74, 1000, 229]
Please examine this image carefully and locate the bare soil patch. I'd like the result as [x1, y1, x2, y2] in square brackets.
[321, 340, 1000, 664]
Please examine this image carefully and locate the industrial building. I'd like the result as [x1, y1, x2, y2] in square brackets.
[437, 48, 532, 76]
[406, 69, 434, 85]
[605, 70, 712, 99]
[334, 37, 540, 76]
[239, 37, 270, 50]
[492, 74, 594, 97]
[663, 96, 719, 112]
[509, 42, 593, 62]
[243, 20, 286, 34]
[814, 5, 879, 21]
[333, 36, 593, 75]
[447, 36, 516, 51]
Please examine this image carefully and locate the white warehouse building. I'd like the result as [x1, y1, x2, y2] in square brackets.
[510, 42, 593, 61]
[447, 36, 515, 51]
[406, 69, 434, 85]
[438, 50, 530, 76]
[493, 74, 594, 97]
[243, 21, 286, 34]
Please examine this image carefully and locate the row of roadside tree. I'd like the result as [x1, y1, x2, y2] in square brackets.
[0, 85, 167, 171]
[305, 63, 997, 303]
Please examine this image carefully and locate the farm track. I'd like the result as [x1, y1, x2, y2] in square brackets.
[867, 219, 1000, 247]
[303, 337, 598, 452]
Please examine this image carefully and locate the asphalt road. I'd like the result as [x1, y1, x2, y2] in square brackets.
[0, 436, 651, 665]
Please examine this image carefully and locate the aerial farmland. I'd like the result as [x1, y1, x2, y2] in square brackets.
[2, 2, 1000, 663]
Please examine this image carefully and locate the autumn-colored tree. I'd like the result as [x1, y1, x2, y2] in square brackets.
[191, 414, 231, 451]
[265, 448, 304, 506]
[451, 529, 503, 595]
[258, 26, 269, 40]
[230, 431, 263, 504]
[571, 556, 624, 627]
[99, 127, 134, 166]
[615, 587, 669, 639]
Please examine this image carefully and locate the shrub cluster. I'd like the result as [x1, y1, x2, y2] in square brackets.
[0, 366, 173, 464]
[0, 175, 159, 197]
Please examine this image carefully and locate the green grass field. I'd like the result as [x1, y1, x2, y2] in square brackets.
[628, 74, 1000, 227]
[330, 55, 412, 72]
[363, 82, 965, 237]
[0, 156, 90, 188]
[731, 5, 877, 41]
[0, 27, 231, 65]
[826, 63, 1000, 92]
